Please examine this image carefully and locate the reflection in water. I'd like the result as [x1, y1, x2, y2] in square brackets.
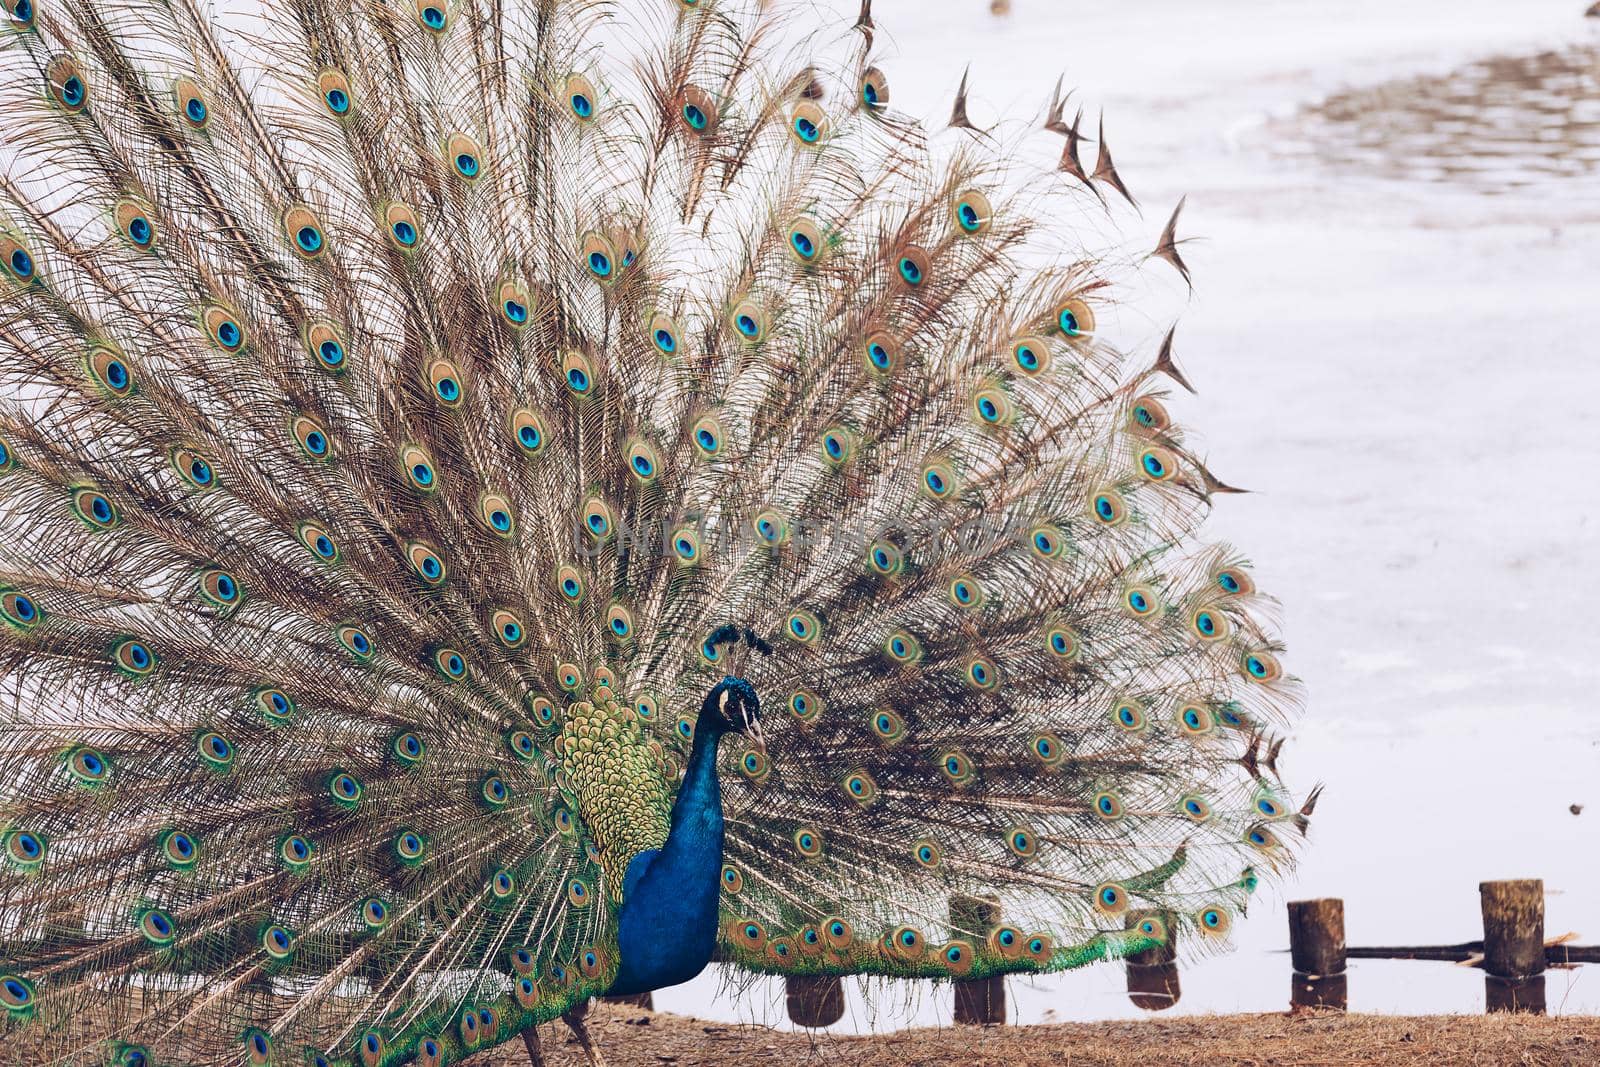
[1270, 46, 1600, 192]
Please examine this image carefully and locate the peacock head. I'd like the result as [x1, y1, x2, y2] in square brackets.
[702, 676, 764, 752]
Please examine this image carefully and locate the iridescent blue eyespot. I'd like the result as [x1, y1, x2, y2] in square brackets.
[898, 257, 922, 284]
[571, 93, 592, 117]
[325, 88, 349, 114]
[128, 217, 152, 245]
[793, 116, 819, 142]
[421, 5, 446, 28]
[392, 220, 417, 246]
[296, 226, 322, 253]
[683, 104, 707, 129]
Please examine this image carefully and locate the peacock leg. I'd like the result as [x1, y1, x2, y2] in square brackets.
[521, 1025, 546, 1067]
[561, 997, 607, 1067]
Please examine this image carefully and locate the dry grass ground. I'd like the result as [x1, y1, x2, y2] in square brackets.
[478, 1001, 1600, 1067]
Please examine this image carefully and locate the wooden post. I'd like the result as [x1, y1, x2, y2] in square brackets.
[1124, 910, 1180, 1011]
[950, 894, 1005, 1025]
[1287, 898, 1346, 1012]
[1485, 974, 1546, 1015]
[1288, 899, 1346, 977]
[601, 992, 653, 1010]
[784, 976, 844, 1028]
[1479, 880, 1544, 980]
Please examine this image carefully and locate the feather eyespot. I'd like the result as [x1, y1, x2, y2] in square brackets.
[1129, 395, 1171, 434]
[819, 426, 856, 465]
[445, 132, 482, 180]
[481, 774, 511, 809]
[867, 540, 904, 576]
[863, 331, 899, 374]
[478, 492, 515, 536]
[1044, 625, 1079, 661]
[648, 312, 681, 357]
[278, 833, 313, 870]
[86, 346, 133, 397]
[581, 231, 616, 281]
[5, 829, 46, 870]
[565, 74, 598, 120]
[952, 190, 992, 235]
[384, 203, 420, 249]
[498, 279, 532, 327]
[948, 575, 984, 608]
[255, 688, 294, 724]
[1005, 826, 1038, 858]
[720, 865, 744, 894]
[792, 828, 823, 858]
[529, 694, 558, 728]
[1139, 446, 1178, 482]
[626, 438, 661, 482]
[1196, 906, 1231, 937]
[886, 926, 925, 961]
[66, 746, 108, 785]
[393, 829, 426, 863]
[433, 647, 467, 681]
[506, 730, 536, 760]
[753, 508, 790, 545]
[937, 748, 975, 786]
[336, 624, 375, 661]
[1177, 700, 1214, 736]
[894, 245, 930, 288]
[1029, 732, 1065, 767]
[47, 55, 88, 113]
[1094, 792, 1124, 820]
[787, 217, 824, 263]
[1054, 297, 1095, 337]
[1123, 585, 1159, 618]
[0, 234, 35, 286]
[912, 839, 940, 868]
[787, 688, 821, 723]
[0, 589, 41, 630]
[1029, 524, 1066, 559]
[397, 444, 437, 493]
[196, 730, 234, 770]
[415, 0, 448, 33]
[1242, 650, 1283, 683]
[789, 101, 826, 145]
[691, 415, 725, 458]
[580, 497, 614, 539]
[1112, 697, 1146, 732]
[318, 69, 353, 116]
[555, 664, 580, 691]
[859, 67, 889, 109]
[283, 206, 327, 259]
[405, 540, 447, 585]
[973, 386, 1016, 426]
[730, 298, 766, 343]
[561, 350, 595, 396]
[306, 321, 347, 372]
[965, 656, 999, 690]
[868, 707, 904, 743]
[739, 748, 769, 782]
[114, 197, 157, 251]
[1212, 564, 1255, 596]
[842, 769, 878, 805]
[1091, 490, 1128, 526]
[511, 408, 548, 456]
[1180, 795, 1212, 822]
[884, 628, 922, 664]
[427, 358, 464, 406]
[139, 908, 176, 946]
[490, 609, 526, 648]
[70, 487, 118, 530]
[785, 609, 821, 644]
[202, 303, 246, 352]
[198, 568, 242, 611]
[4, 0, 37, 30]
[606, 603, 634, 640]
[676, 86, 718, 136]
[920, 458, 959, 499]
[1190, 607, 1229, 642]
[291, 414, 333, 460]
[556, 566, 584, 602]
[392, 731, 425, 765]
[1011, 333, 1052, 376]
[173, 77, 209, 129]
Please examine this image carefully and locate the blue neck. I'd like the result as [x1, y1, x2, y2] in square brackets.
[607, 716, 726, 995]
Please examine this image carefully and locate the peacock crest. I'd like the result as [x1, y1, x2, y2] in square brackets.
[0, 0, 1306, 1063]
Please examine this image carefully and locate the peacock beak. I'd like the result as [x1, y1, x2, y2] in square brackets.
[742, 706, 766, 755]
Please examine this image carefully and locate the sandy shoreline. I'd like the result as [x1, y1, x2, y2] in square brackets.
[475, 1001, 1600, 1065]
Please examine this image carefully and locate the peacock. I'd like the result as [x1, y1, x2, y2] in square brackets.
[0, 0, 1309, 1064]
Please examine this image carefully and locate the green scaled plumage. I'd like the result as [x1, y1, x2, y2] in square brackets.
[0, 0, 1307, 1063]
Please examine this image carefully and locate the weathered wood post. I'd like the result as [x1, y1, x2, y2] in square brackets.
[785, 975, 845, 1028]
[1480, 879, 1545, 1014]
[1124, 910, 1180, 1011]
[950, 894, 1005, 1024]
[1287, 898, 1347, 1011]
